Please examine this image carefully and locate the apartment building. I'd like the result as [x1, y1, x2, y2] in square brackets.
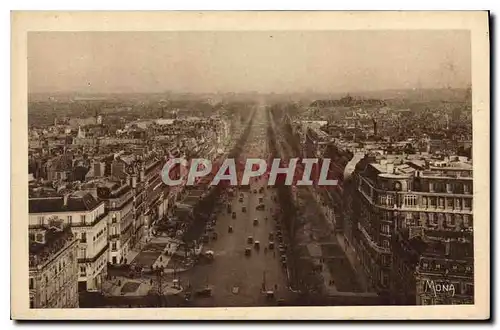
[391, 226, 474, 305]
[346, 154, 473, 294]
[29, 224, 79, 308]
[96, 180, 134, 265]
[29, 191, 109, 292]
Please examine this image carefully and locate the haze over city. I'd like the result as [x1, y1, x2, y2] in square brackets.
[28, 31, 471, 95]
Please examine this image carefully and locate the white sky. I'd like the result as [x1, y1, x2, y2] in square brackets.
[28, 31, 471, 94]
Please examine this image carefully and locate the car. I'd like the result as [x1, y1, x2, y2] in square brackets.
[254, 241, 260, 249]
[228, 226, 233, 233]
[253, 189, 258, 194]
[269, 232, 274, 240]
[239, 197, 244, 202]
[196, 287, 212, 297]
[247, 236, 254, 244]
[268, 241, 274, 249]
[232, 212, 237, 219]
[242, 206, 247, 213]
[253, 218, 259, 226]
[259, 187, 264, 194]
[245, 247, 252, 256]
[256, 203, 265, 211]
[258, 197, 264, 204]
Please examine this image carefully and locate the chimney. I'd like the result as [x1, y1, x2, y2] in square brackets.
[63, 193, 70, 206]
[386, 163, 395, 174]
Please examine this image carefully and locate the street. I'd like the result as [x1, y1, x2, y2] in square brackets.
[179, 106, 290, 307]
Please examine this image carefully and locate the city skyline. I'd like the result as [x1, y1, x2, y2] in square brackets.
[28, 31, 471, 94]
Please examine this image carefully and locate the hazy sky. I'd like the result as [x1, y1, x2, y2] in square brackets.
[28, 31, 471, 94]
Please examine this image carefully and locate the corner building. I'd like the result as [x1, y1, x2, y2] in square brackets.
[29, 225, 79, 308]
[346, 155, 473, 300]
[29, 192, 109, 292]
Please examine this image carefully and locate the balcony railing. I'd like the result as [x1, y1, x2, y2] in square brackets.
[358, 223, 390, 254]
[72, 211, 108, 228]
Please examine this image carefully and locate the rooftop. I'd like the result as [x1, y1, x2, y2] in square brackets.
[29, 225, 75, 269]
[29, 192, 101, 213]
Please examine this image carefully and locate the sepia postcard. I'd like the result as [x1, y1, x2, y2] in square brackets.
[11, 11, 490, 320]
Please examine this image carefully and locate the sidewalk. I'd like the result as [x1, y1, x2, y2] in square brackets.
[308, 185, 371, 292]
[151, 237, 181, 269]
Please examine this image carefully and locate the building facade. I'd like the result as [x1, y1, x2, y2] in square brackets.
[346, 155, 473, 296]
[97, 181, 134, 265]
[29, 192, 109, 292]
[29, 224, 79, 308]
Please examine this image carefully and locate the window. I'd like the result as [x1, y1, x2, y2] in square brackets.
[428, 213, 438, 226]
[447, 199, 454, 209]
[38, 216, 45, 225]
[463, 215, 470, 228]
[79, 248, 86, 259]
[437, 213, 445, 225]
[112, 214, 117, 223]
[419, 212, 428, 226]
[465, 284, 474, 295]
[455, 198, 461, 209]
[80, 266, 86, 275]
[429, 197, 436, 208]
[29, 278, 34, 289]
[422, 197, 428, 207]
[80, 215, 86, 223]
[464, 199, 472, 209]
[381, 254, 390, 267]
[381, 224, 390, 234]
[81, 232, 87, 243]
[111, 242, 117, 251]
[464, 184, 471, 194]
[30, 298, 34, 309]
[446, 214, 455, 227]
[382, 240, 390, 249]
[67, 215, 72, 224]
[438, 198, 445, 208]
[404, 195, 417, 207]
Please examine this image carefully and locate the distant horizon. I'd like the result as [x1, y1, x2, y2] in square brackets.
[28, 86, 471, 97]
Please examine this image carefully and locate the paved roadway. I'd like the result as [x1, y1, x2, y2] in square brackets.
[179, 106, 290, 307]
